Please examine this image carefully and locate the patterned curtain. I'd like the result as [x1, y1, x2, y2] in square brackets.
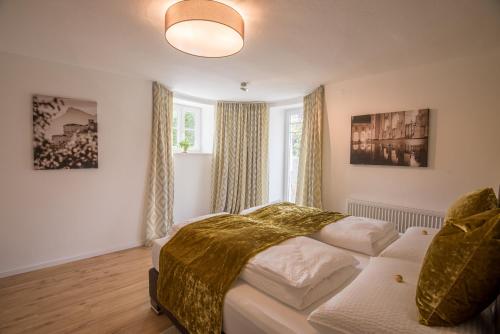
[145, 82, 174, 246]
[296, 86, 324, 208]
[211, 102, 269, 213]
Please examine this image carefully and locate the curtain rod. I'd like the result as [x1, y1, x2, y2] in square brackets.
[173, 92, 303, 107]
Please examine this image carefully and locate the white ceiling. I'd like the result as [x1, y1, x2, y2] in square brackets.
[1, 0, 499, 102]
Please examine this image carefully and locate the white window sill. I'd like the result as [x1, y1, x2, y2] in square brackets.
[174, 151, 212, 155]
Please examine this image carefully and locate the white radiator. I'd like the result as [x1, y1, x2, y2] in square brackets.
[346, 198, 445, 233]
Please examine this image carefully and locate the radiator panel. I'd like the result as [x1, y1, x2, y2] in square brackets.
[346, 199, 444, 233]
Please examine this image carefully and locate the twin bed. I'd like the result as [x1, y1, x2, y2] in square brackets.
[149, 202, 499, 334]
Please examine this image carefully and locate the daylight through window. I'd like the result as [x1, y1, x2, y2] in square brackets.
[173, 103, 201, 151]
[284, 108, 303, 202]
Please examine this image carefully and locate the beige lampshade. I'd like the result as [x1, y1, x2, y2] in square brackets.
[165, 0, 244, 58]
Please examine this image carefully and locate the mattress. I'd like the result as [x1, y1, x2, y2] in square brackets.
[308, 257, 494, 334]
[379, 226, 438, 264]
[222, 260, 494, 334]
[152, 238, 369, 334]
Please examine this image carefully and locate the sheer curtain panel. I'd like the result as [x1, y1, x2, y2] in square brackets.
[211, 101, 269, 213]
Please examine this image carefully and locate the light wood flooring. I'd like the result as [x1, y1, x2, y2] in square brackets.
[0, 247, 172, 334]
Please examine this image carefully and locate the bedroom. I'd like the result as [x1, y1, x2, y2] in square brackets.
[0, 0, 499, 333]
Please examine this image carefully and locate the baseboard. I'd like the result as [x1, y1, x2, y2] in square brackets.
[0, 240, 145, 278]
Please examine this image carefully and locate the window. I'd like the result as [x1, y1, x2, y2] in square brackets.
[173, 103, 201, 152]
[284, 108, 303, 202]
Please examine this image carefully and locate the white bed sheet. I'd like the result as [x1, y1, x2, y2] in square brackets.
[152, 239, 369, 334]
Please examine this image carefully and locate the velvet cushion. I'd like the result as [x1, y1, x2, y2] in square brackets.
[444, 187, 498, 224]
[416, 208, 500, 326]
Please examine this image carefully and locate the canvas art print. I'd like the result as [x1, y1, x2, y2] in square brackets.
[350, 109, 429, 167]
[33, 95, 98, 169]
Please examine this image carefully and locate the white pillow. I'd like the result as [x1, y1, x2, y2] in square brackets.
[308, 257, 488, 334]
[241, 265, 357, 310]
[239, 201, 280, 215]
[370, 229, 400, 255]
[379, 226, 438, 264]
[245, 236, 358, 288]
[169, 212, 228, 236]
[310, 216, 398, 255]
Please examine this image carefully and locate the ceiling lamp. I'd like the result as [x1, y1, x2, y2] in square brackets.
[165, 0, 244, 58]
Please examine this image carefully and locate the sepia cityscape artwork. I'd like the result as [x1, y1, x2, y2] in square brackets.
[33, 95, 98, 169]
[350, 109, 429, 167]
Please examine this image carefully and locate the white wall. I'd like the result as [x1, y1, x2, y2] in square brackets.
[323, 48, 500, 213]
[0, 52, 151, 276]
[170, 98, 214, 223]
[173, 153, 212, 223]
[0, 52, 214, 277]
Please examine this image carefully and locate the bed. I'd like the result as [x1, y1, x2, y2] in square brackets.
[149, 205, 499, 334]
[151, 236, 369, 334]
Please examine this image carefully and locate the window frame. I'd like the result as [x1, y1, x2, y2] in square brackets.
[173, 103, 202, 152]
[283, 107, 303, 202]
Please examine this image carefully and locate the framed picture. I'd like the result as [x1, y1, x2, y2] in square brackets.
[350, 109, 429, 167]
[33, 95, 98, 169]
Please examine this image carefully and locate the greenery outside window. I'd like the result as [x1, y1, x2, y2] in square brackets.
[173, 103, 201, 152]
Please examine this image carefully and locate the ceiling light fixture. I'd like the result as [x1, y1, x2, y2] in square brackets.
[240, 82, 248, 91]
[165, 0, 245, 58]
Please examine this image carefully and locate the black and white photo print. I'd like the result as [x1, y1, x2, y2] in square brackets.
[33, 95, 98, 169]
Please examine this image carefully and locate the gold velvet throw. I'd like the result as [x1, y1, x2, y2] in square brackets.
[157, 202, 347, 334]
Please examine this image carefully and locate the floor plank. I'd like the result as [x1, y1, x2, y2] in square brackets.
[0, 247, 171, 334]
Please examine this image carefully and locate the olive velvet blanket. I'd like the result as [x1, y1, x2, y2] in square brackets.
[157, 202, 347, 334]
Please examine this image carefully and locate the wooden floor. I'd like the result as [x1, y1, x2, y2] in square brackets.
[0, 247, 172, 334]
